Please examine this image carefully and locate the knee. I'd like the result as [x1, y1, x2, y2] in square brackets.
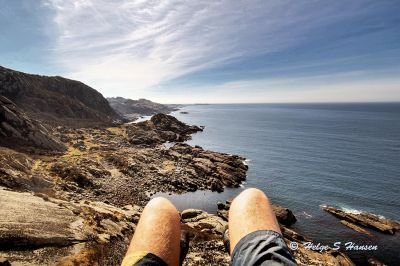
[231, 188, 269, 207]
[145, 197, 179, 216]
[146, 197, 176, 210]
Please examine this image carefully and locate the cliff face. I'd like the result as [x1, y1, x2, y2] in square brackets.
[107, 97, 177, 120]
[0, 66, 121, 127]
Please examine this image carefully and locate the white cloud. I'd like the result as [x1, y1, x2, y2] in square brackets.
[43, 0, 399, 103]
[44, 0, 369, 96]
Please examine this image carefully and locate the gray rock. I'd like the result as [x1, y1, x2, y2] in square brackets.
[271, 204, 297, 226]
[73, 140, 86, 151]
[0, 188, 88, 249]
[181, 209, 205, 220]
[0, 188, 141, 265]
[217, 202, 226, 210]
[182, 209, 227, 239]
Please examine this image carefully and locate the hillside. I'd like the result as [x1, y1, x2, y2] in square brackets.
[107, 97, 178, 120]
[0, 96, 65, 152]
[0, 66, 121, 127]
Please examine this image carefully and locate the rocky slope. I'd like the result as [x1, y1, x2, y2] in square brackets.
[0, 96, 65, 152]
[46, 114, 246, 206]
[107, 97, 177, 121]
[0, 66, 120, 127]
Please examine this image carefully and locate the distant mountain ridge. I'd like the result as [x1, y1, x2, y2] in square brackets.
[0, 66, 120, 127]
[107, 97, 178, 120]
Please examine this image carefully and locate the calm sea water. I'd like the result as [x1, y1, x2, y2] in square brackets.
[156, 103, 400, 264]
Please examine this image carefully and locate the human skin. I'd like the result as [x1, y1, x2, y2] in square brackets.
[125, 197, 181, 266]
[228, 188, 282, 254]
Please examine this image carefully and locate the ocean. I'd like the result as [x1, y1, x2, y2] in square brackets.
[155, 103, 400, 265]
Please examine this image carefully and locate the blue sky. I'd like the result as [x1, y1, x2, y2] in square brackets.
[1, 0, 400, 103]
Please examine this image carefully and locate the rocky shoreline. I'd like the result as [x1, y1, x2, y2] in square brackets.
[323, 206, 400, 235]
[0, 112, 397, 265]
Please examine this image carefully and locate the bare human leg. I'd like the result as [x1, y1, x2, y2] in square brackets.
[228, 188, 281, 254]
[124, 197, 181, 266]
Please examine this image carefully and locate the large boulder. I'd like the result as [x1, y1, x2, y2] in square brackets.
[271, 204, 297, 226]
[181, 209, 207, 220]
[0, 188, 141, 265]
[181, 209, 227, 240]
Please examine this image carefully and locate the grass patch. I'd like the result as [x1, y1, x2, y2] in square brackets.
[162, 160, 176, 172]
[64, 147, 85, 157]
[32, 159, 42, 171]
[106, 127, 124, 135]
[84, 139, 99, 149]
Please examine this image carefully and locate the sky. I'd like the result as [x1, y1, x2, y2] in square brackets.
[1, 0, 400, 103]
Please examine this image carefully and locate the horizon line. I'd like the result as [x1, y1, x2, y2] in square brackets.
[166, 101, 400, 105]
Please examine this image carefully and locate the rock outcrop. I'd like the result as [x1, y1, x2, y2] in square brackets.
[125, 113, 203, 147]
[181, 209, 231, 265]
[0, 148, 55, 192]
[0, 188, 89, 250]
[182, 209, 227, 237]
[0, 66, 120, 127]
[323, 206, 400, 235]
[0, 188, 141, 265]
[78, 142, 247, 206]
[0, 96, 66, 152]
[107, 97, 177, 120]
[9, 116, 246, 208]
[340, 220, 373, 236]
